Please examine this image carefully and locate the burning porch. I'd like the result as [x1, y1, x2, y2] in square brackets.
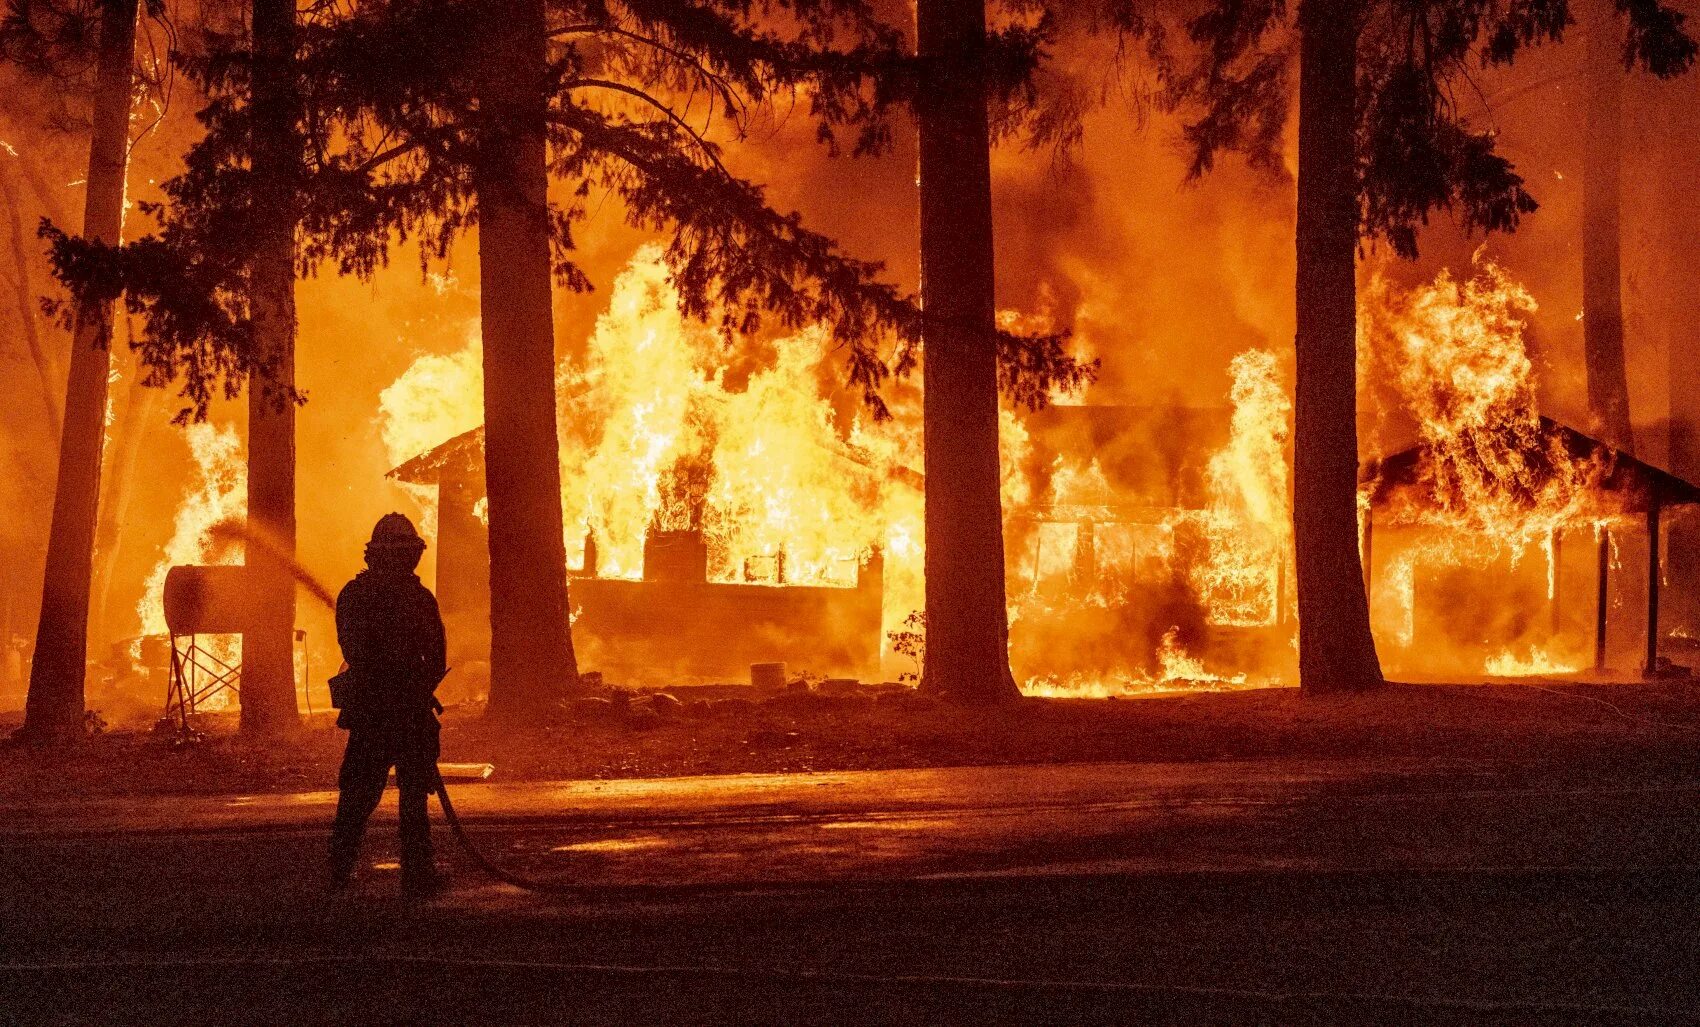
[1362, 417, 1700, 678]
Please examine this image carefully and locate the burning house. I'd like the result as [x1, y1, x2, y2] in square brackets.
[1363, 417, 1700, 678]
[1008, 398, 1295, 694]
[388, 426, 885, 685]
[1357, 260, 1700, 679]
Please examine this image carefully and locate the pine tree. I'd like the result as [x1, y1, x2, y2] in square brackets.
[1581, 0, 1634, 452]
[10, 0, 141, 741]
[45, 0, 1091, 720]
[241, 0, 302, 733]
[469, 0, 579, 719]
[915, 0, 1019, 704]
[1158, 0, 1693, 695]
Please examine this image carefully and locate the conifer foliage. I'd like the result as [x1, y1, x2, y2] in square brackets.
[44, 0, 1092, 717]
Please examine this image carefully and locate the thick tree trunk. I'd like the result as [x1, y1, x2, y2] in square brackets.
[20, 0, 139, 741]
[240, 0, 302, 733]
[1293, 0, 1384, 696]
[473, 0, 579, 720]
[1583, 5, 1635, 452]
[914, 0, 1019, 705]
[1, 161, 61, 436]
[1660, 75, 1700, 632]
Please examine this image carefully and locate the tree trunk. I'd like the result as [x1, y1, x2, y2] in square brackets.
[90, 352, 163, 648]
[1293, 0, 1384, 696]
[0, 160, 61, 436]
[20, 0, 139, 741]
[240, 0, 302, 733]
[1660, 74, 1700, 632]
[913, 0, 1020, 704]
[473, 0, 579, 720]
[1583, 3, 1635, 452]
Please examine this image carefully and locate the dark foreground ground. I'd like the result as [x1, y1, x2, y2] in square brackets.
[4, 751, 1700, 1023]
[2, 683, 1698, 1023]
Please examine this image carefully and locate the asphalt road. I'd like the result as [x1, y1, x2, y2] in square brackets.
[3, 758, 1699, 1023]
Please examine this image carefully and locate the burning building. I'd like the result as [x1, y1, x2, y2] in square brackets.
[1363, 417, 1700, 678]
[1358, 260, 1700, 679]
[372, 248, 1700, 701]
[388, 426, 885, 684]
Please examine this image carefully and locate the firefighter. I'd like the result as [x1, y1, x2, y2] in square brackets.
[328, 512, 447, 897]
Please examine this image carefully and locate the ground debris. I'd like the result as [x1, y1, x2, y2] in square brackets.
[1, 680, 1697, 803]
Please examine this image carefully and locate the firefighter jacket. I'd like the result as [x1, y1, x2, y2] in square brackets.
[333, 568, 447, 730]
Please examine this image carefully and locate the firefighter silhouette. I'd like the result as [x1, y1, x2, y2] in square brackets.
[328, 512, 447, 896]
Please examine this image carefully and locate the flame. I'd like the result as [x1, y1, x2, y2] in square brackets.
[1363, 259, 1615, 537]
[384, 246, 924, 661]
[377, 328, 484, 537]
[1191, 349, 1292, 627]
[1484, 645, 1584, 677]
[1361, 257, 1631, 676]
[139, 422, 246, 692]
[1024, 627, 1258, 697]
[557, 246, 895, 587]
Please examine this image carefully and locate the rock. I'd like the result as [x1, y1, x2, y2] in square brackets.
[786, 678, 814, 694]
[710, 698, 758, 716]
[819, 678, 861, 696]
[630, 693, 683, 720]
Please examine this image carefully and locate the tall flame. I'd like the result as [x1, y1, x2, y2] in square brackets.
[1361, 258, 1622, 675]
[138, 422, 246, 685]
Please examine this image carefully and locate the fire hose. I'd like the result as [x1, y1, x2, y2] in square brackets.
[209, 521, 582, 894]
[428, 767, 593, 894]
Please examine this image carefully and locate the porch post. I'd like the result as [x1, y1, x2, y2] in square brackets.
[1646, 494, 1663, 676]
[1595, 529, 1610, 671]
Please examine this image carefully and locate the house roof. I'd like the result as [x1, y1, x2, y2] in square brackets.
[387, 426, 484, 485]
[1360, 416, 1700, 514]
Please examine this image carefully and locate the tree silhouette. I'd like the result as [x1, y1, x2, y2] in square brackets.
[5, 0, 145, 741]
[1155, 0, 1693, 695]
[238, 0, 304, 734]
[45, 0, 1091, 719]
[915, 0, 1019, 705]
